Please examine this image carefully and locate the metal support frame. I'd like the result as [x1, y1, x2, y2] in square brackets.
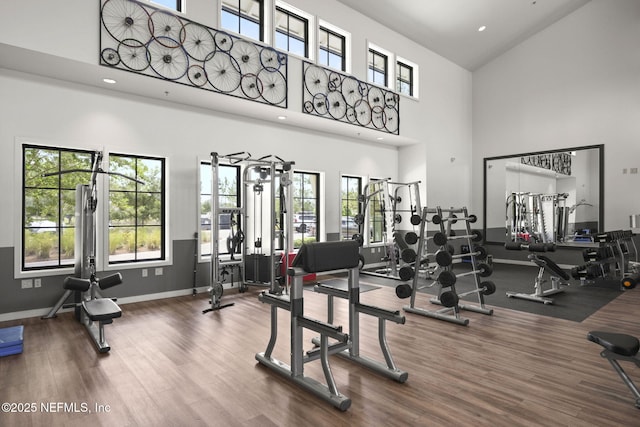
[313, 267, 408, 383]
[403, 206, 492, 326]
[205, 152, 294, 313]
[506, 254, 568, 304]
[256, 267, 351, 411]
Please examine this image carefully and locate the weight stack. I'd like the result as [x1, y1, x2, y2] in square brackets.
[245, 254, 272, 283]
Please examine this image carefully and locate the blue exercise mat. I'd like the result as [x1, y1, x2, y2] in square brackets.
[0, 325, 24, 357]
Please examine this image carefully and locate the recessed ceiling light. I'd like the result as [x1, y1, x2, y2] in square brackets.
[103, 78, 117, 84]
[376, 137, 384, 141]
[277, 115, 287, 120]
[478, 25, 487, 32]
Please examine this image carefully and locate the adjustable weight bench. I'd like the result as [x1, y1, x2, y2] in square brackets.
[505, 242, 570, 304]
[587, 331, 640, 408]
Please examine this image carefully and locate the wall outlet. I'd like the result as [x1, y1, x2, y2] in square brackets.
[155, 267, 163, 276]
[34, 278, 41, 288]
[142, 268, 148, 277]
[21, 279, 33, 289]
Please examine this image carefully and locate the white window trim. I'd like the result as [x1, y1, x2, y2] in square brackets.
[274, 1, 316, 61]
[318, 19, 351, 74]
[14, 138, 171, 279]
[396, 55, 419, 100]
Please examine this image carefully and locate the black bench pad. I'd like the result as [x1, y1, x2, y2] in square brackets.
[588, 331, 640, 357]
[82, 299, 122, 322]
[537, 255, 571, 281]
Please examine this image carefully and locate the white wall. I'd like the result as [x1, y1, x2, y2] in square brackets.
[0, 0, 474, 253]
[472, 0, 640, 231]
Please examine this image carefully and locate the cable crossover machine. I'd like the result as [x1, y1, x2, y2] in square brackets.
[42, 151, 143, 352]
[204, 151, 294, 313]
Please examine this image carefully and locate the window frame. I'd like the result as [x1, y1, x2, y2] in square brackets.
[340, 175, 362, 241]
[220, 0, 265, 42]
[396, 56, 419, 99]
[274, 1, 314, 60]
[368, 46, 389, 87]
[292, 170, 320, 248]
[368, 178, 386, 245]
[21, 144, 96, 273]
[107, 152, 167, 265]
[198, 160, 242, 260]
[318, 22, 349, 73]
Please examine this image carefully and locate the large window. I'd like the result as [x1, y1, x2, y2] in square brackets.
[199, 162, 241, 258]
[221, 0, 264, 41]
[22, 145, 166, 271]
[108, 154, 165, 263]
[22, 146, 95, 270]
[340, 176, 361, 240]
[292, 171, 319, 247]
[274, 6, 308, 58]
[368, 48, 388, 86]
[318, 26, 346, 71]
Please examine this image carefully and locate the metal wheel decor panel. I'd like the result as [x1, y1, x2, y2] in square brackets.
[302, 62, 400, 135]
[100, 0, 288, 108]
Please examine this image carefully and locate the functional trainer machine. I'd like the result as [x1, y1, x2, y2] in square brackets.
[504, 241, 570, 304]
[587, 330, 640, 409]
[255, 240, 407, 411]
[204, 152, 294, 313]
[42, 151, 139, 352]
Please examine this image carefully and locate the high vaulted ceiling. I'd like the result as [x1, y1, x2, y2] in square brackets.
[335, 0, 591, 70]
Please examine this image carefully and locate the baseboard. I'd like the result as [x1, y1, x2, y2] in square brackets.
[0, 287, 210, 323]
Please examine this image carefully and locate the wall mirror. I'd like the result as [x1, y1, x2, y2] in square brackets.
[483, 145, 604, 245]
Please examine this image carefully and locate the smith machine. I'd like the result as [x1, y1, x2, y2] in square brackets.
[42, 151, 143, 352]
[204, 152, 294, 313]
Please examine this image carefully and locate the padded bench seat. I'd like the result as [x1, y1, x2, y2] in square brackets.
[588, 331, 640, 357]
[82, 298, 122, 322]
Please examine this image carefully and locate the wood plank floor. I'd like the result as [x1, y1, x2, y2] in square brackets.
[1, 279, 639, 426]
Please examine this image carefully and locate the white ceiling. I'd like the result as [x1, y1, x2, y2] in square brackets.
[335, 0, 591, 70]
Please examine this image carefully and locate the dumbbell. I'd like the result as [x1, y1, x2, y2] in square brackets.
[435, 245, 488, 266]
[437, 263, 493, 286]
[621, 273, 640, 290]
[432, 230, 483, 247]
[431, 213, 477, 225]
[400, 244, 454, 265]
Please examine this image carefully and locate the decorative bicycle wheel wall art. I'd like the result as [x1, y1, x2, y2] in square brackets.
[302, 62, 400, 135]
[100, 0, 288, 107]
